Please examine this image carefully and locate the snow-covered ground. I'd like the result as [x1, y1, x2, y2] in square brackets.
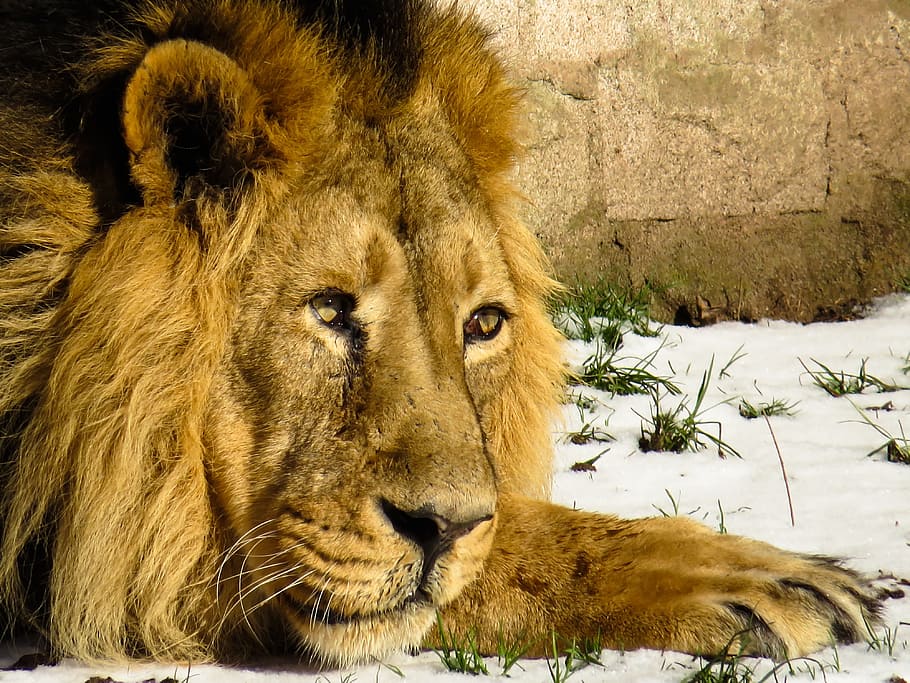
[3, 295, 909, 683]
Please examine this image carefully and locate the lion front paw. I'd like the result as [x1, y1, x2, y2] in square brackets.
[706, 554, 881, 658]
[620, 518, 883, 659]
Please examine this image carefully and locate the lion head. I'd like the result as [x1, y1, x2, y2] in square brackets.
[0, 0, 563, 663]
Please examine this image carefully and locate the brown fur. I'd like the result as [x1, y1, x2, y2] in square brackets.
[0, 0, 878, 666]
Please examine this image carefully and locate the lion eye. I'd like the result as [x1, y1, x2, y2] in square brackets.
[464, 307, 506, 343]
[310, 291, 355, 329]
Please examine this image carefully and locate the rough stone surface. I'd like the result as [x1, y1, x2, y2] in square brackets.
[463, 0, 910, 322]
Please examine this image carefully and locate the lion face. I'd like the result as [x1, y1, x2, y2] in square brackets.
[202, 116, 518, 660]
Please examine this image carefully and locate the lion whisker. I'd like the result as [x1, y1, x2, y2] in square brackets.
[214, 520, 278, 601]
[308, 572, 332, 630]
[225, 543, 319, 620]
[231, 563, 316, 638]
[236, 562, 308, 606]
[242, 568, 317, 620]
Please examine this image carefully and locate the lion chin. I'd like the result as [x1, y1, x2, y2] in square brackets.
[284, 605, 435, 667]
[0, 0, 881, 667]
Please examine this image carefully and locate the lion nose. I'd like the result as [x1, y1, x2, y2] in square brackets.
[380, 499, 492, 578]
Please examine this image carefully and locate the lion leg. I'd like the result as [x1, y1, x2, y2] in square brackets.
[434, 497, 880, 660]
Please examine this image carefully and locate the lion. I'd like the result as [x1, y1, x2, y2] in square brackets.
[0, 0, 880, 667]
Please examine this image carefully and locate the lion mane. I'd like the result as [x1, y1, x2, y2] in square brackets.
[0, 0, 562, 662]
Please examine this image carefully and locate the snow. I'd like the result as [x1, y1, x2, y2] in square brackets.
[3, 295, 909, 683]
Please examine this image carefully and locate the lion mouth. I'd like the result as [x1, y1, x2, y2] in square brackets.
[278, 586, 433, 627]
[278, 585, 440, 665]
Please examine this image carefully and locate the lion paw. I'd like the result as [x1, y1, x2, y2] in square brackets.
[619, 519, 884, 659]
[703, 554, 881, 658]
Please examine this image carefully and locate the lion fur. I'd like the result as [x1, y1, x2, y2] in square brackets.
[0, 0, 562, 661]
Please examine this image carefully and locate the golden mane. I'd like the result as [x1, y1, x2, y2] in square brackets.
[0, 0, 562, 661]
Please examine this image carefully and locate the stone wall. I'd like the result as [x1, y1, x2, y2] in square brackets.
[463, 0, 910, 322]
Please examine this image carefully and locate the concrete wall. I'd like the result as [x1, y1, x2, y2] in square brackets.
[464, 0, 910, 322]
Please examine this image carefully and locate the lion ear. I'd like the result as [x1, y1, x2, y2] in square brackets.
[122, 39, 281, 205]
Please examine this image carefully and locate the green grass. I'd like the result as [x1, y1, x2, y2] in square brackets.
[685, 655, 839, 683]
[552, 278, 660, 345]
[716, 500, 728, 534]
[431, 623, 608, 680]
[684, 654, 756, 683]
[863, 612, 909, 658]
[554, 280, 677, 397]
[570, 453, 603, 472]
[738, 398, 799, 419]
[681, 632, 758, 683]
[638, 360, 741, 458]
[563, 404, 613, 445]
[876, 433, 910, 465]
[800, 357, 904, 396]
[496, 630, 530, 677]
[545, 632, 604, 683]
[683, 634, 840, 683]
[565, 424, 612, 445]
[866, 623, 902, 656]
[718, 345, 747, 379]
[315, 674, 357, 683]
[575, 343, 680, 397]
[433, 613, 488, 675]
[566, 390, 599, 411]
[652, 488, 683, 517]
[373, 660, 404, 678]
[652, 491, 733, 534]
[850, 405, 910, 465]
